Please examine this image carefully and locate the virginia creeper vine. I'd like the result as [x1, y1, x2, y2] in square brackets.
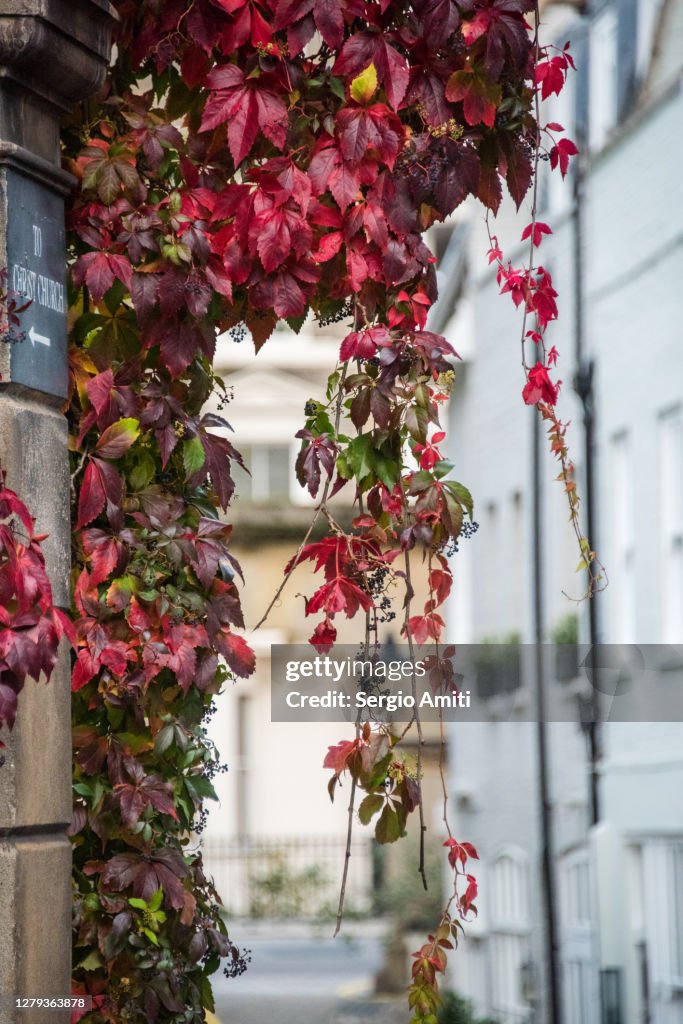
[0, 0, 591, 1020]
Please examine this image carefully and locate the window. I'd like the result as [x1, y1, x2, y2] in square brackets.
[489, 852, 531, 1022]
[636, 0, 666, 83]
[589, 5, 618, 151]
[561, 854, 591, 928]
[610, 432, 636, 642]
[673, 844, 683, 981]
[659, 409, 683, 642]
[561, 851, 598, 1024]
[640, 840, 683, 995]
[233, 443, 293, 505]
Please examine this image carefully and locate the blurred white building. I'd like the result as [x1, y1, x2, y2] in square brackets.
[440, 1, 683, 1022]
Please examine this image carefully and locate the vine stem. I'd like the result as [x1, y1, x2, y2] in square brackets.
[402, 545, 428, 891]
[333, 588, 370, 937]
[483, 4, 606, 602]
[333, 771, 358, 938]
[426, 553, 454, 843]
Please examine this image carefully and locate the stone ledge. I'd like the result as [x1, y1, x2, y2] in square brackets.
[0, 0, 115, 111]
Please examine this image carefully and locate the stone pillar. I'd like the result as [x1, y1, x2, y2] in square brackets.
[0, 4, 114, 1022]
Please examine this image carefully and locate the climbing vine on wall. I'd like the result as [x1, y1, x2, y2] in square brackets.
[56, 0, 588, 1021]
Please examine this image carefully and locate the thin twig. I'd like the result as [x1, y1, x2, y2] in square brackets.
[334, 770, 358, 937]
[403, 546, 428, 891]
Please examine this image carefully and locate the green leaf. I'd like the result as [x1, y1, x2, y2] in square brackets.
[183, 436, 206, 477]
[345, 434, 374, 482]
[329, 75, 346, 101]
[372, 451, 400, 490]
[129, 451, 156, 491]
[187, 774, 218, 801]
[408, 471, 434, 494]
[432, 459, 454, 480]
[143, 927, 159, 945]
[154, 724, 175, 755]
[375, 804, 403, 844]
[326, 370, 341, 401]
[198, 972, 216, 1013]
[149, 888, 164, 912]
[128, 897, 148, 910]
[77, 951, 104, 972]
[358, 793, 385, 825]
[405, 404, 429, 444]
[445, 480, 474, 518]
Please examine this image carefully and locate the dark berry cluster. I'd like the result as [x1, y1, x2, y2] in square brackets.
[446, 519, 479, 555]
[395, 148, 452, 199]
[228, 323, 248, 343]
[195, 808, 209, 834]
[317, 301, 352, 327]
[215, 385, 235, 411]
[223, 947, 252, 978]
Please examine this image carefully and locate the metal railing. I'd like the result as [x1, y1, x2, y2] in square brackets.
[201, 834, 374, 919]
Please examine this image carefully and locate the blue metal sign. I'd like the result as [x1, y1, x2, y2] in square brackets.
[4, 168, 68, 399]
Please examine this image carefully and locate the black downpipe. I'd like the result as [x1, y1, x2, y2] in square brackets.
[572, 20, 601, 827]
[532, 410, 563, 1024]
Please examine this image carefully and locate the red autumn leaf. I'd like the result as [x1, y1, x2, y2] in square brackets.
[295, 431, 337, 497]
[428, 567, 452, 605]
[339, 325, 390, 361]
[215, 628, 255, 678]
[407, 611, 445, 644]
[535, 49, 574, 99]
[309, 618, 337, 652]
[323, 738, 359, 775]
[521, 221, 552, 247]
[444, 836, 479, 868]
[500, 134, 533, 208]
[549, 137, 579, 178]
[72, 251, 133, 303]
[82, 530, 122, 586]
[86, 369, 115, 418]
[522, 362, 559, 406]
[336, 105, 404, 167]
[334, 33, 409, 110]
[201, 64, 288, 165]
[77, 459, 106, 530]
[95, 418, 140, 460]
[461, 0, 534, 77]
[445, 68, 501, 128]
[461, 10, 490, 44]
[275, 0, 344, 49]
[312, 230, 344, 263]
[115, 761, 178, 826]
[101, 849, 188, 910]
[307, 577, 373, 618]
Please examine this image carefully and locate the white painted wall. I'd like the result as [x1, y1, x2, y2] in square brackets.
[443, 3, 683, 1021]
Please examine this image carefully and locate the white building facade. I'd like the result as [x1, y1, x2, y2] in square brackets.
[442, 2, 683, 1022]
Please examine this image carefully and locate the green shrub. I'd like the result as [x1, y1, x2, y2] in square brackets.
[437, 990, 499, 1024]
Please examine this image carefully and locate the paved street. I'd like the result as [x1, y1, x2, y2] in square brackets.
[212, 924, 408, 1024]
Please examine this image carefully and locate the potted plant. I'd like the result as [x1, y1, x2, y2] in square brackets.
[550, 613, 579, 681]
[472, 633, 521, 698]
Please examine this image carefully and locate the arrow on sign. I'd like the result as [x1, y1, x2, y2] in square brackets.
[28, 326, 50, 347]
